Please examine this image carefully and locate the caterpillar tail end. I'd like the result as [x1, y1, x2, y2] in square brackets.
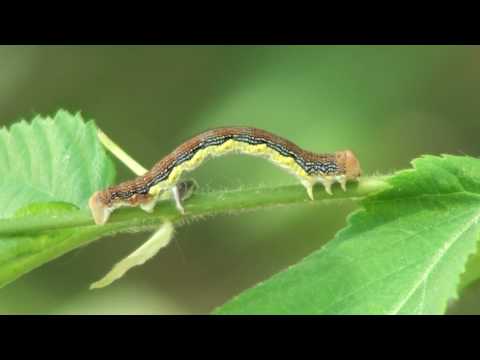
[89, 191, 112, 225]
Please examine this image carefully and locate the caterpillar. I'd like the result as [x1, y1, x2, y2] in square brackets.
[89, 127, 362, 225]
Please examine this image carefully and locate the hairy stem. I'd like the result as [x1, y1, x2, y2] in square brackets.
[0, 177, 390, 237]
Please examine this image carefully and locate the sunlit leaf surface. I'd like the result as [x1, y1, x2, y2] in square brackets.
[0, 110, 115, 218]
[0, 111, 115, 288]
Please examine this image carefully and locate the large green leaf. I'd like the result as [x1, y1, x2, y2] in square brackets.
[215, 155, 480, 314]
[0, 111, 115, 288]
[0, 110, 115, 218]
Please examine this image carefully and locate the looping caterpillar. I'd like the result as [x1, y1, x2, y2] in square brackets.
[89, 127, 362, 225]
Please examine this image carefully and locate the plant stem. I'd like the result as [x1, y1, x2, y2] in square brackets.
[0, 177, 390, 237]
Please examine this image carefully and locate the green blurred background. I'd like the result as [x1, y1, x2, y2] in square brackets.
[0, 45, 479, 314]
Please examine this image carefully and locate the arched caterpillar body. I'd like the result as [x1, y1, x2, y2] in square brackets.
[89, 127, 362, 225]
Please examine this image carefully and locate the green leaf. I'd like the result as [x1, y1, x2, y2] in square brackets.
[0, 202, 96, 287]
[0, 110, 115, 218]
[0, 111, 116, 288]
[215, 155, 480, 315]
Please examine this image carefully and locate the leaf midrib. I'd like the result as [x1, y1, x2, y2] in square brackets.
[366, 190, 480, 205]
